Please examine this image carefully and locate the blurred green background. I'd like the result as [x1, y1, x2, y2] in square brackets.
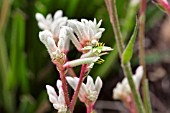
[0, 0, 170, 113]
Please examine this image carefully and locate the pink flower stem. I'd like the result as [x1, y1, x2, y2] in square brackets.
[70, 64, 88, 112]
[59, 68, 70, 107]
[86, 104, 94, 113]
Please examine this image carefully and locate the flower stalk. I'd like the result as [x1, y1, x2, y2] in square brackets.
[59, 69, 70, 107]
[86, 104, 93, 113]
[69, 64, 87, 112]
[105, 0, 145, 113]
[139, 0, 152, 113]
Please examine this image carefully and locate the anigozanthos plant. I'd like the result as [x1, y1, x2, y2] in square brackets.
[36, 10, 112, 113]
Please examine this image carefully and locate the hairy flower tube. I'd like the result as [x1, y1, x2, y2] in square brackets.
[66, 76, 102, 105]
[36, 10, 68, 42]
[113, 66, 143, 100]
[39, 30, 68, 70]
[46, 80, 67, 113]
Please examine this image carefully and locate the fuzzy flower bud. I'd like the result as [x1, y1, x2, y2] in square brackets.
[36, 10, 68, 42]
[39, 30, 67, 69]
[66, 76, 102, 105]
[46, 80, 67, 113]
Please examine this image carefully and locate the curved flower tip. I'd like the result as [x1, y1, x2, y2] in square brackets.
[66, 76, 103, 105]
[46, 84, 67, 113]
[95, 76, 103, 93]
[35, 13, 44, 22]
[56, 80, 62, 89]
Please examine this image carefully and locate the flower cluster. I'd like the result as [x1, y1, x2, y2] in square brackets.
[36, 11, 112, 71]
[36, 10, 112, 112]
[36, 10, 68, 43]
[66, 76, 102, 105]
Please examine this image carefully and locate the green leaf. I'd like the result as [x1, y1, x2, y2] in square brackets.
[122, 21, 138, 64]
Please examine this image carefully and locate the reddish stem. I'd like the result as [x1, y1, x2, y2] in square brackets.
[70, 64, 88, 112]
[86, 104, 94, 113]
[59, 69, 70, 107]
[123, 95, 138, 113]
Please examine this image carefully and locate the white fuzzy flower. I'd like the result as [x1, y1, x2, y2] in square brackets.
[66, 76, 102, 105]
[113, 66, 143, 100]
[39, 30, 66, 66]
[46, 80, 67, 113]
[36, 10, 68, 42]
[64, 18, 105, 51]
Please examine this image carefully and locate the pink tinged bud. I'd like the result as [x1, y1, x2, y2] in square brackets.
[153, 0, 170, 14]
[63, 57, 100, 68]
